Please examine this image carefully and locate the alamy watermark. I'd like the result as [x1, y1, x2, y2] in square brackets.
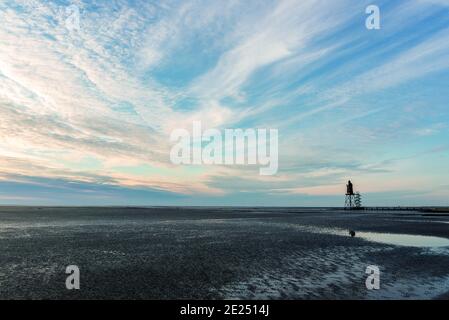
[170, 121, 279, 176]
[65, 265, 80, 290]
[365, 265, 380, 290]
[366, 5, 381, 30]
[65, 4, 81, 32]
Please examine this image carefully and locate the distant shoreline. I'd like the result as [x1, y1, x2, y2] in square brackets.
[0, 205, 448, 213]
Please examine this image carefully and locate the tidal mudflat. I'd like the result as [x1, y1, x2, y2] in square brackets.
[0, 206, 448, 300]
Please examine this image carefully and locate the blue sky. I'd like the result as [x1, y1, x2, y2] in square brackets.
[0, 0, 448, 206]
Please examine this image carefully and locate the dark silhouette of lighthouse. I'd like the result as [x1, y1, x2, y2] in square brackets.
[345, 180, 362, 209]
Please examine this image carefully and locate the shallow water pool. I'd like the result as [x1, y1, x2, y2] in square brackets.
[358, 232, 449, 248]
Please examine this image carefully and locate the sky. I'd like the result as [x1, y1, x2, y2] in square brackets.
[0, 0, 448, 206]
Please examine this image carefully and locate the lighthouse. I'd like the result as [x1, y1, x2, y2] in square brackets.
[345, 180, 362, 209]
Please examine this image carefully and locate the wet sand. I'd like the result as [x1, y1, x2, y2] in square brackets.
[0, 206, 448, 300]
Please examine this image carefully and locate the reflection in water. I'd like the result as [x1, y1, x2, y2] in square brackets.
[358, 232, 449, 248]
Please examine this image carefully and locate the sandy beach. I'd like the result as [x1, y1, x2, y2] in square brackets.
[0, 206, 448, 300]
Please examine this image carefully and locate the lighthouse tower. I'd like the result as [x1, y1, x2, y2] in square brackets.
[344, 180, 362, 209]
[345, 180, 355, 209]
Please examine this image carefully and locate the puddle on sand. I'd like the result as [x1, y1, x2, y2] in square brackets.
[357, 232, 449, 248]
[266, 223, 449, 249]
